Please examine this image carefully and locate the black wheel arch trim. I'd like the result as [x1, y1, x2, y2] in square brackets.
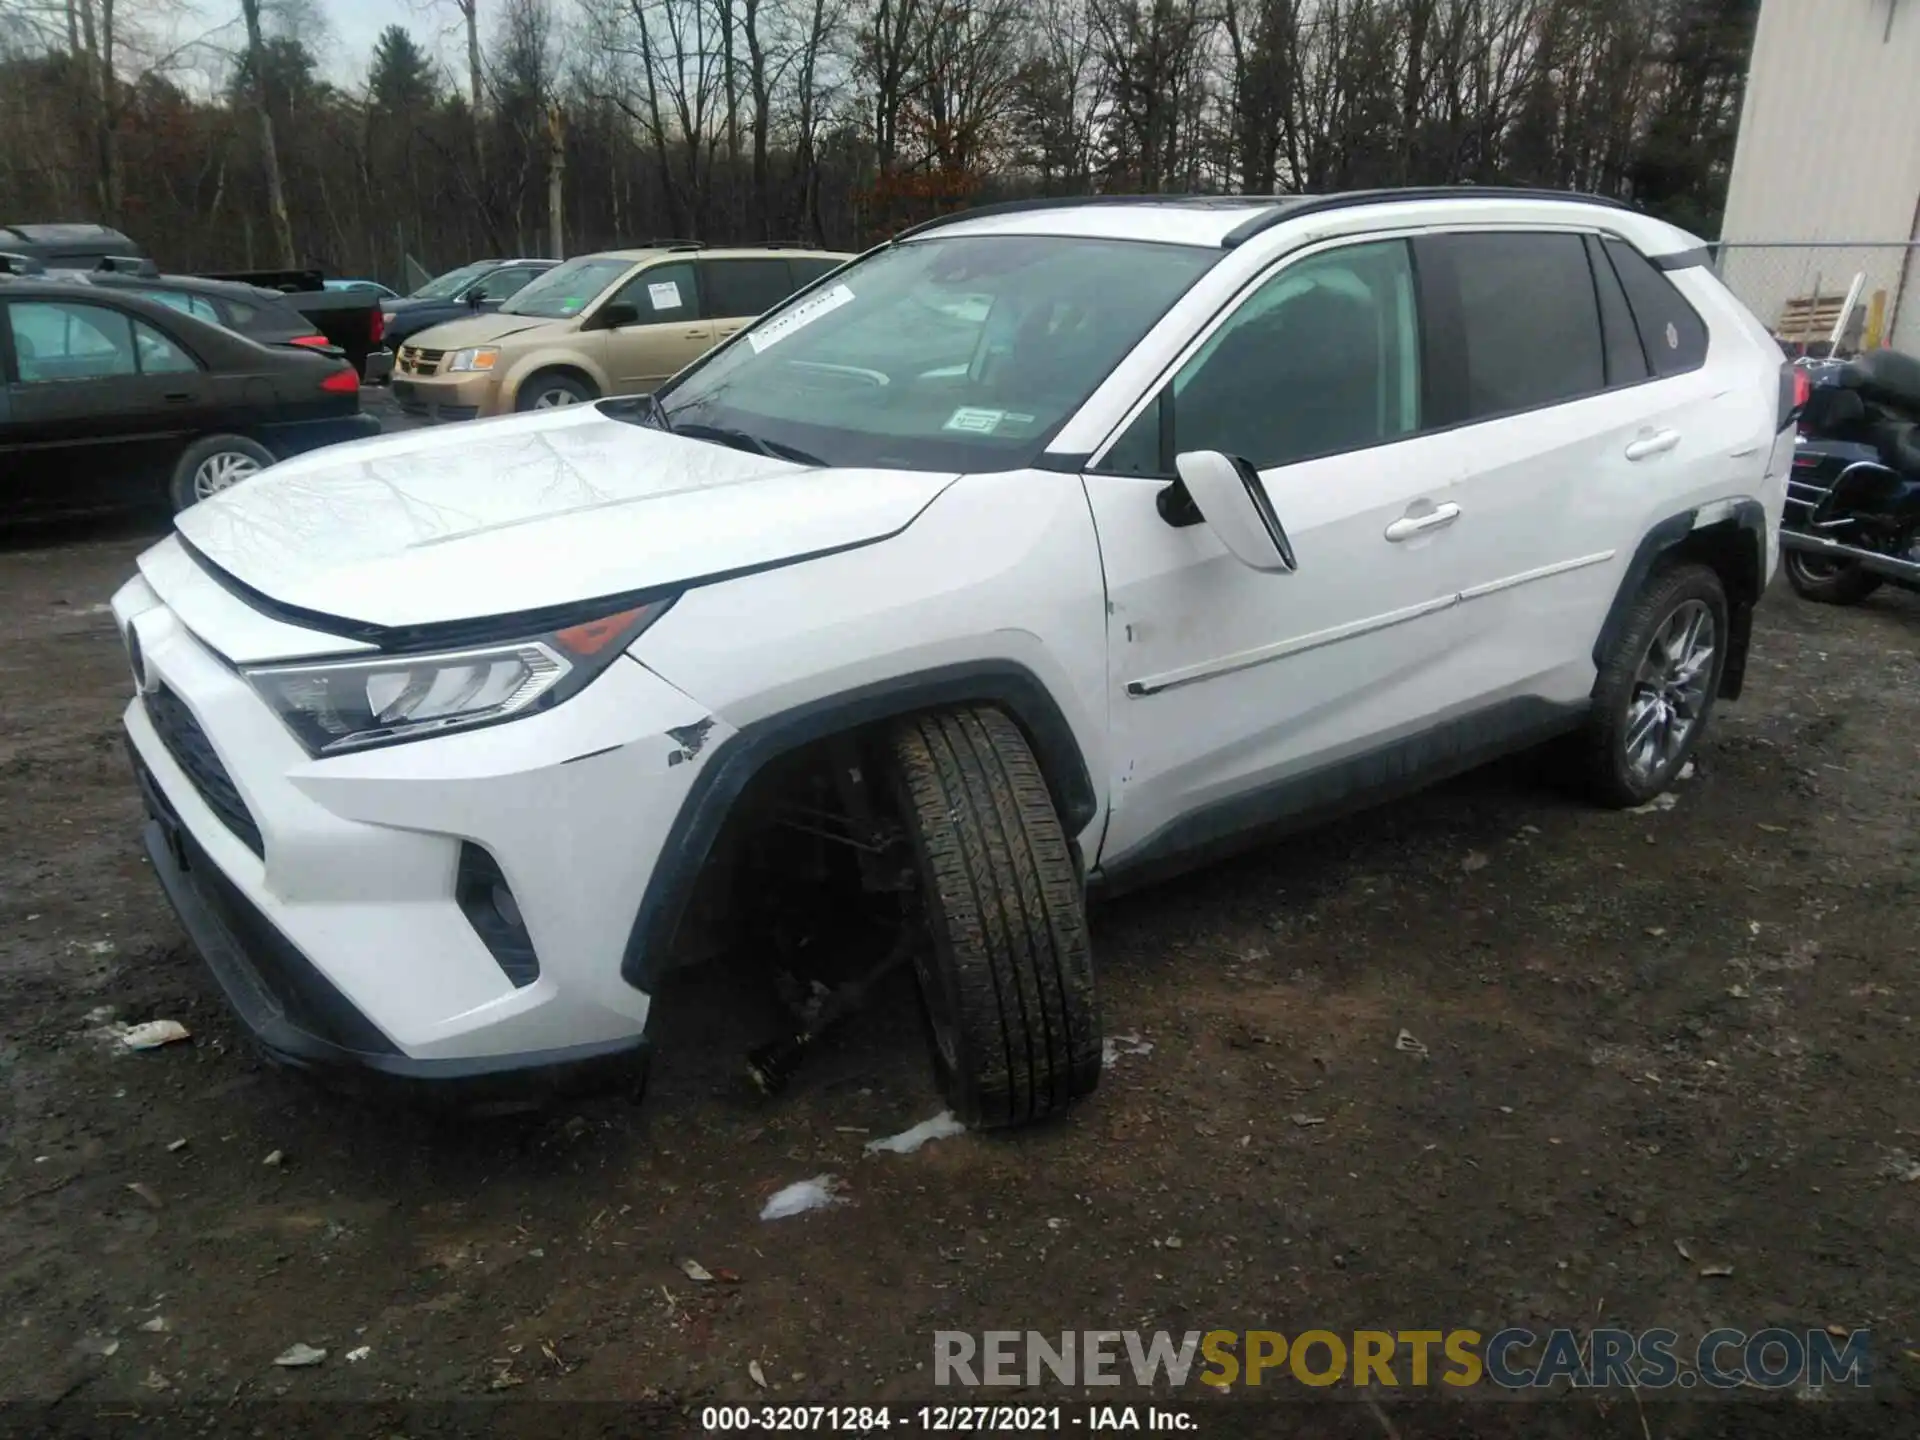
[1591, 499, 1767, 701]
[619, 660, 1098, 993]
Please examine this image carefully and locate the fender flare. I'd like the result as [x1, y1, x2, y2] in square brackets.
[1592, 498, 1768, 700]
[619, 661, 1099, 993]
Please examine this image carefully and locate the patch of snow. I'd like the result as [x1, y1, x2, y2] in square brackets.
[864, 1111, 965, 1156]
[1102, 1033, 1154, 1067]
[760, 1174, 847, 1221]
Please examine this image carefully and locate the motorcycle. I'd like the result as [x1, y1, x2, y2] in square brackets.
[1781, 349, 1920, 605]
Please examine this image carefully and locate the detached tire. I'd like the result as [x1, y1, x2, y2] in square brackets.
[889, 706, 1101, 1128]
[1579, 562, 1729, 809]
[1783, 550, 1881, 605]
[168, 434, 275, 512]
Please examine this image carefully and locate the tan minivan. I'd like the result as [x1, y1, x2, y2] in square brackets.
[391, 245, 850, 421]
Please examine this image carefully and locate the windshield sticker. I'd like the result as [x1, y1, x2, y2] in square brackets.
[942, 407, 1036, 435]
[748, 283, 856, 353]
[648, 281, 683, 311]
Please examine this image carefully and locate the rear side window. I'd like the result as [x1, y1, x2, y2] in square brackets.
[1417, 232, 1605, 421]
[701, 258, 796, 318]
[1603, 237, 1708, 377]
[133, 287, 219, 324]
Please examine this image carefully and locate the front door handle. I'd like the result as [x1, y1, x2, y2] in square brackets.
[164, 392, 194, 404]
[682, 328, 708, 339]
[1384, 501, 1461, 542]
[1625, 429, 1681, 461]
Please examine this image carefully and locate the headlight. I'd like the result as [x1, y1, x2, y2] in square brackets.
[446, 346, 500, 373]
[244, 601, 672, 755]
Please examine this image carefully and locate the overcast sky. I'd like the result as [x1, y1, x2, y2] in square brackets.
[311, 0, 465, 87]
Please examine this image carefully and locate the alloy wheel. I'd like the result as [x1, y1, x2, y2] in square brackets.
[192, 451, 262, 500]
[1622, 599, 1715, 782]
[531, 388, 579, 409]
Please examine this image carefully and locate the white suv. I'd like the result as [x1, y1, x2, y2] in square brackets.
[113, 190, 1794, 1123]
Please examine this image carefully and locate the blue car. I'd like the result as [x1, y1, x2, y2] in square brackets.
[377, 258, 557, 356]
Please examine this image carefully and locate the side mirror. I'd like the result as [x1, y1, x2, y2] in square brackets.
[465, 289, 484, 308]
[1171, 450, 1297, 573]
[598, 301, 641, 329]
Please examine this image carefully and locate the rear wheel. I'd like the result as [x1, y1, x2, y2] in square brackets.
[1783, 549, 1882, 605]
[514, 371, 597, 412]
[168, 434, 275, 512]
[888, 706, 1101, 1128]
[1579, 562, 1728, 809]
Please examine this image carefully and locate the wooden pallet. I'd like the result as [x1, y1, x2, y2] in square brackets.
[1776, 294, 1850, 345]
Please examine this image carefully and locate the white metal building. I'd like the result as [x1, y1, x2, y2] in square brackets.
[1719, 0, 1920, 351]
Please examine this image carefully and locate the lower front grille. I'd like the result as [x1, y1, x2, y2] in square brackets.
[144, 687, 264, 857]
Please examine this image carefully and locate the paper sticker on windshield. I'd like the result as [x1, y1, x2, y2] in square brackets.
[749, 283, 856, 353]
[943, 407, 1034, 435]
[648, 281, 683, 311]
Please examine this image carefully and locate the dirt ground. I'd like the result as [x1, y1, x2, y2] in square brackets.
[2, 513, 1917, 1438]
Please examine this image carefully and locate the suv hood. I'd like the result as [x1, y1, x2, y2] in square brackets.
[171, 405, 957, 634]
[401, 310, 564, 350]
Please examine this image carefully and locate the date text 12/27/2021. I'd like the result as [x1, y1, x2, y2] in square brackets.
[699, 1405, 1198, 1432]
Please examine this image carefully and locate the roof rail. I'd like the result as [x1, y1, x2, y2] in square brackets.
[1220, 185, 1637, 248]
[94, 254, 160, 275]
[0, 251, 45, 275]
[645, 237, 704, 250]
[890, 193, 1277, 243]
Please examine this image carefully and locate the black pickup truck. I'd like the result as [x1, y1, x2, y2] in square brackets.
[0, 223, 390, 378]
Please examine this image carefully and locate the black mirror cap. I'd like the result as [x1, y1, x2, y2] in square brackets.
[598, 301, 641, 329]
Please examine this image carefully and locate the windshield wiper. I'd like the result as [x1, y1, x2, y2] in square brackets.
[672, 421, 824, 467]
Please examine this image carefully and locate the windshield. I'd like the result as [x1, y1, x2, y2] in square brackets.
[410, 262, 493, 300]
[650, 235, 1217, 472]
[500, 256, 634, 319]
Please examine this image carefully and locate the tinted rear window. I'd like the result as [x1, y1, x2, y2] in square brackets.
[1420, 232, 1605, 421]
[1603, 237, 1708, 377]
[788, 256, 842, 287]
[701, 258, 796, 318]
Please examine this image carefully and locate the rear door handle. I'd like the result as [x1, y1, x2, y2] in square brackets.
[164, 392, 194, 404]
[1625, 429, 1681, 461]
[1384, 501, 1461, 542]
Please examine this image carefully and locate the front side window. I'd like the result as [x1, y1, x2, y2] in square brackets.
[471, 266, 541, 302]
[609, 261, 701, 322]
[1102, 239, 1421, 476]
[8, 300, 138, 383]
[499, 256, 635, 319]
[652, 235, 1217, 472]
[1419, 231, 1605, 420]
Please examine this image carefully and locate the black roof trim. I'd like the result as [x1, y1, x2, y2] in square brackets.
[1652, 244, 1713, 272]
[1220, 186, 1639, 248]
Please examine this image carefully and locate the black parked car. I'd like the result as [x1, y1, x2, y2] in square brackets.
[379, 257, 556, 352]
[0, 278, 378, 518]
[43, 260, 341, 354]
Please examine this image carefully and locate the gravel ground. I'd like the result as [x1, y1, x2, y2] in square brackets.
[2, 505, 1917, 1438]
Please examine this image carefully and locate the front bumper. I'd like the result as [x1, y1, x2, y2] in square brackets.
[390, 371, 499, 422]
[115, 564, 726, 1099]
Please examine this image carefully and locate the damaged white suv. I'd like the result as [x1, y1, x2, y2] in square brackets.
[115, 190, 1793, 1123]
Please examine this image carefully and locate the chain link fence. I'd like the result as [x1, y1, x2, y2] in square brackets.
[1710, 241, 1920, 356]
